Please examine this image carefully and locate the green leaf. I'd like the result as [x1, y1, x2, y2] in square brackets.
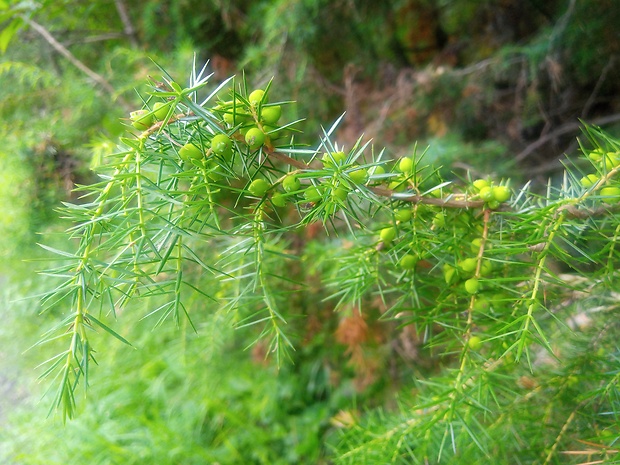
[0, 18, 22, 53]
[87, 314, 133, 347]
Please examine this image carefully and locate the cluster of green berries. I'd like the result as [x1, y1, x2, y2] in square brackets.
[472, 179, 511, 209]
[264, 150, 373, 209]
[321, 151, 370, 186]
[441, 237, 493, 295]
[147, 86, 291, 200]
[177, 133, 234, 162]
[170, 87, 289, 168]
[375, 205, 418, 270]
[247, 172, 300, 205]
[384, 156, 415, 192]
[587, 148, 620, 171]
[377, 225, 417, 270]
[580, 148, 620, 203]
[217, 88, 283, 150]
[378, 206, 413, 244]
[129, 101, 175, 130]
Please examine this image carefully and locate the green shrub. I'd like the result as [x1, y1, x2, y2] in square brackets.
[4, 63, 619, 464]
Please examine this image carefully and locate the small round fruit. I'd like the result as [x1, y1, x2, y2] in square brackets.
[456, 212, 471, 228]
[468, 335, 482, 350]
[388, 179, 407, 192]
[179, 142, 203, 160]
[473, 179, 490, 192]
[492, 186, 511, 203]
[470, 238, 483, 253]
[130, 109, 153, 130]
[324, 203, 338, 216]
[601, 428, 614, 438]
[464, 278, 480, 294]
[432, 212, 446, 228]
[379, 226, 396, 244]
[459, 258, 477, 273]
[304, 185, 323, 202]
[248, 179, 271, 197]
[394, 208, 412, 222]
[602, 152, 620, 170]
[479, 186, 494, 201]
[271, 192, 287, 207]
[480, 260, 492, 277]
[211, 134, 233, 156]
[600, 186, 620, 203]
[283, 174, 301, 192]
[153, 102, 171, 120]
[428, 187, 442, 197]
[398, 157, 414, 174]
[443, 264, 456, 284]
[223, 111, 235, 125]
[245, 127, 266, 149]
[580, 174, 599, 188]
[223, 106, 250, 125]
[322, 151, 347, 166]
[473, 297, 490, 312]
[261, 105, 282, 125]
[399, 254, 417, 270]
[349, 167, 369, 184]
[369, 165, 386, 177]
[487, 200, 500, 210]
[332, 185, 349, 201]
[263, 125, 281, 140]
[205, 162, 224, 181]
[588, 148, 604, 162]
[248, 89, 265, 106]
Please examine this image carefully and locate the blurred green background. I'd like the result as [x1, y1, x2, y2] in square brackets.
[1, 0, 619, 463]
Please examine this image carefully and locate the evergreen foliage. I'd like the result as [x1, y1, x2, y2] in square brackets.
[1, 1, 619, 463]
[17, 62, 620, 463]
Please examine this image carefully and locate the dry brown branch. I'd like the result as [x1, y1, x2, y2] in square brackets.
[582, 55, 617, 118]
[114, 0, 138, 48]
[515, 113, 620, 162]
[62, 32, 126, 46]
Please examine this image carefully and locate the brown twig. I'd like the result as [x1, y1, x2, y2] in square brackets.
[24, 18, 131, 111]
[269, 150, 311, 170]
[62, 32, 126, 46]
[369, 185, 486, 208]
[268, 148, 489, 208]
[114, 0, 139, 48]
[515, 113, 620, 163]
[581, 55, 617, 119]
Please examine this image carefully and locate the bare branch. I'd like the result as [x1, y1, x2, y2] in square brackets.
[63, 32, 126, 46]
[114, 0, 139, 48]
[581, 55, 617, 119]
[515, 113, 620, 162]
[24, 18, 131, 111]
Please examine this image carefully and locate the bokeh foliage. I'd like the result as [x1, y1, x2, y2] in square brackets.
[0, 1, 619, 464]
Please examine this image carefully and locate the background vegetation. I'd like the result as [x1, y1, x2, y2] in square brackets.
[0, 0, 618, 463]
